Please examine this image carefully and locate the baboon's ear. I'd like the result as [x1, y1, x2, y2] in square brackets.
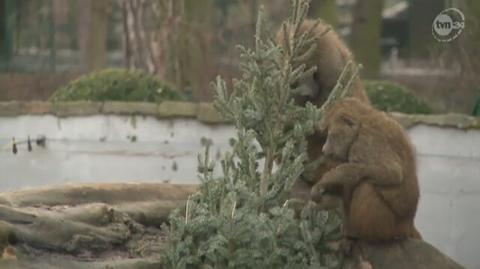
[339, 114, 358, 129]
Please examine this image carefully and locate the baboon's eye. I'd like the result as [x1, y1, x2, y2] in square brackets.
[339, 114, 356, 128]
[313, 71, 319, 81]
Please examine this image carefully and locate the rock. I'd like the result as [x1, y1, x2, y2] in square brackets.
[344, 239, 465, 269]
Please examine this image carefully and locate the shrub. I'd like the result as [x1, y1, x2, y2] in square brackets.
[473, 95, 480, 116]
[50, 68, 186, 102]
[366, 80, 433, 114]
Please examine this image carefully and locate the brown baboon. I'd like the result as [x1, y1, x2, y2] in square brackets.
[311, 98, 421, 241]
[276, 19, 369, 200]
[276, 19, 369, 106]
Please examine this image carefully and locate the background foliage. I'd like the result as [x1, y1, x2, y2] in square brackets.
[50, 68, 185, 102]
[366, 80, 433, 114]
[1, 0, 479, 114]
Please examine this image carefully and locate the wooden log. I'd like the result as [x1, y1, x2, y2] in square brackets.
[0, 257, 161, 269]
[114, 200, 186, 227]
[51, 203, 115, 226]
[0, 183, 197, 207]
[9, 216, 129, 253]
[0, 183, 196, 254]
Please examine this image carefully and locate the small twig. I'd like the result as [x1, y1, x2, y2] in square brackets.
[341, 63, 362, 99]
[314, 60, 361, 131]
[231, 201, 237, 220]
[283, 198, 306, 209]
[185, 195, 191, 225]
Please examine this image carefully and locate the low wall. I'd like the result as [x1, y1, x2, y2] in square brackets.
[0, 101, 479, 268]
[0, 101, 230, 190]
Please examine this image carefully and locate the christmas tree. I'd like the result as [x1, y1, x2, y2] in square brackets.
[161, 0, 359, 268]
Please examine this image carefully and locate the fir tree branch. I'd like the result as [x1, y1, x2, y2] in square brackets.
[317, 61, 361, 120]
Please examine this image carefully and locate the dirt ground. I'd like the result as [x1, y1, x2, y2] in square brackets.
[0, 183, 196, 269]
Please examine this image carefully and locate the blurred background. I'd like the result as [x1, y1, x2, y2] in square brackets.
[0, 1, 480, 267]
[0, 0, 479, 114]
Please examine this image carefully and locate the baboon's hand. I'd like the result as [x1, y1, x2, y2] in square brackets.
[310, 184, 341, 210]
[310, 182, 326, 203]
[310, 168, 340, 202]
[319, 194, 342, 210]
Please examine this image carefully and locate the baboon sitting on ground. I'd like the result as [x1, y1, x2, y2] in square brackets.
[311, 98, 422, 241]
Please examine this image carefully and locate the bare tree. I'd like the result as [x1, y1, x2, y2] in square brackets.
[349, 0, 384, 78]
[121, 0, 183, 79]
[121, 0, 219, 101]
[77, 0, 109, 71]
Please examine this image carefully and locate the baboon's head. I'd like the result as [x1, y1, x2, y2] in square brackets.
[276, 18, 352, 108]
[321, 111, 359, 161]
[276, 20, 325, 107]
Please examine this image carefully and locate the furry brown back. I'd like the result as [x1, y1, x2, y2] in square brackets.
[316, 98, 421, 241]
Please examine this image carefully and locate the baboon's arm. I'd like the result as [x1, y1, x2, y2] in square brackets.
[318, 163, 364, 188]
[362, 161, 404, 186]
[317, 161, 403, 189]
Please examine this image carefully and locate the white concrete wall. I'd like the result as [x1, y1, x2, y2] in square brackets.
[0, 115, 234, 189]
[410, 125, 480, 269]
[0, 114, 479, 268]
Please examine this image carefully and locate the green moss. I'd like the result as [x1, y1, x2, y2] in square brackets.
[50, 68, 186, 103]
[366, 80, 433, 114]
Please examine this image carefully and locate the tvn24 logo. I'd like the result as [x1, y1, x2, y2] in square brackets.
[432, 8, 465, 42]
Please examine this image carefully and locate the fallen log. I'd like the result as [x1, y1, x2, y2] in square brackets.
[0, 183, 466, 269]
[0, 183, 197, 207]
[0, 257, 161, 269]
[0, 183, 196, 268]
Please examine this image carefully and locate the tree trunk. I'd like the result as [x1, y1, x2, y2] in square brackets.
[122, 0, 155, 74]
[0, 0, 13, 69]
[181, 0, 215, 101]
[349, 0, 384, 78]
[87, 0, 109, 70]
[461, 0, 480, 78]
[408, 0, 444, 59]
[122, 0, 184, 79]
